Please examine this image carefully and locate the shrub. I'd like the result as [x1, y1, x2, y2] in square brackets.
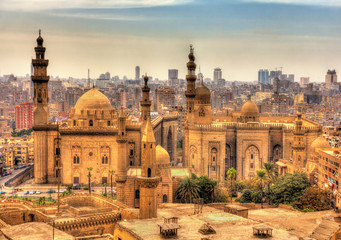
[84, 186, 89, 190]
[293, 187, 331, 211]
[238, 189, 253, 203]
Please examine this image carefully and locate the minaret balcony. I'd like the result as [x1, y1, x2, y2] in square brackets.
[31, 75, 49, 82]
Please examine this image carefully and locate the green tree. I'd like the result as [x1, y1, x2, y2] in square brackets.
[103, 183, 107, 196]
[196, 175, 217, 203]
[226, 168, 237, 203]
[264, 162, 276, 202]
[176, 177, 200, 203]
[293, 187, 331, 211]
[87, 167, 93, 194]
[268, 172, 310, 206]
[252, 169, 269, 208]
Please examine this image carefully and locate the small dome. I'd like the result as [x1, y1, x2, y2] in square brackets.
[241, 99, 259, 116]
[311, 135, 330, 152]
[74, 88, 112, 115]
[196, 84, 210, 104]
[156, 145, 170, 165]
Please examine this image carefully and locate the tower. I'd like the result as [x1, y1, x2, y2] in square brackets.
[32, 30, 51, 184]
[87, 69, 90, 88]
[140, 74, 151, 129]
[292, 108, 306, 170]
[135, 66, 140, 81]
[137, 119, 159, 219]
[116, 108, 128, 204]
[185, 45, 197, 123]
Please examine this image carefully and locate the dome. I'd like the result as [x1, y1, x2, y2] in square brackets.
[74, 88, 112, 115]
[241, 99, 259, 116]
[311, 135, 330, 152]
[156, 145, 170, 165]
[196, 83, 210, 104]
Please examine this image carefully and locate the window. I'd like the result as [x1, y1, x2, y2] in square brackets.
[144, 144, 146, 148]
[102, 154, 108, 164]
[148, 168, 151, 178]
[250, 163, 254, 168]
[212, 166, 215, 171]
[213, 157, 215, 162]
[135, 190, 140, 199]
[89, 120, 93, 127]
[74, 177, 79, 184]
[55, 148, 60, 155]
[130, 161, 133, 166]
[102, 177, 107, 184]
[130, 149, 134, 156]
[73, 154, 80, 164]
[251, 154, 253, 159]
[150, 144, 153, 148]
[73, 120, 76, 126]
[107, 121, 110, 126]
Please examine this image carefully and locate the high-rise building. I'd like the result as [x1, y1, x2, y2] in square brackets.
[213, 68, 222, 82]
[15, 102, 34, 130]
[155, 87, 175, 112]
[325, 69, 337, 88]
[269, 70, 282, 84]
[258, 69, 269, 84]
[168, 69, 178, 86]
[300, 77, 310, 87]
[135, 66, 140, 80]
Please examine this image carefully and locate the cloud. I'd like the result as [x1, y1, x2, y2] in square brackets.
[0, 0, 192, 11]
[48, 12, 148, 21]
[241, 0, 341, 7]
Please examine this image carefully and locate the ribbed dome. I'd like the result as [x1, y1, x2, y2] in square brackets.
[156, 145, 170, 165]
[311, 135, 330, 152]
[241, 100, 259, 116]
[196, 84, 210, 104]
[74, 88, 112, 115]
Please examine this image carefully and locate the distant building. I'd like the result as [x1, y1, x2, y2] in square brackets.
[258, 69, 269, 85]
[300, 77, 310, 87]
[168, 69, 178, 86]
[213, 68, 222, 82]
[155, 87, 175, 112]
[15, 102, 33, 130]
[269, 70, 282, 84]
[135, 66, 140, 81]
[326, 70, 337, 88]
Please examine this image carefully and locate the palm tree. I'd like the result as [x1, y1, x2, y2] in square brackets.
[264, 162, 276, 202]
[109, 170, 114, 198]
[87, 167, 93, 194]
[226, 168, 237, 203]
[252, 169, 269, 209]
[103, 183, 107, 196]
[176, 177, 200, 203]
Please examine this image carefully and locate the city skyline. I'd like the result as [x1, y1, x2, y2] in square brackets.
[1, 0, 341, 82]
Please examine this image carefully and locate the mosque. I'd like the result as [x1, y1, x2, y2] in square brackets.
[32, 32, 324, 211]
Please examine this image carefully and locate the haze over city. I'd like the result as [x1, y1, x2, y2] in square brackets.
[1, 0, 341, 81]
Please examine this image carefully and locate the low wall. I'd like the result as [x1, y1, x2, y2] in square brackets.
[5, 166, 34, 187]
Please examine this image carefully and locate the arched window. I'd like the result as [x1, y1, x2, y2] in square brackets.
[89, 120, 93, 127]
[211, 148, 217, 164]
[199, 108, 205, 117]
[107, 121, 110, 126]
[73, 154, 80, 164]
[148, 168, 151, 178]
[102, 154, 108, 164]
[135, 190, 140, 199]
[163, 194, 168, 203]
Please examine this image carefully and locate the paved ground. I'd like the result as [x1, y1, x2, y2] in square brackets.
[248, 208, 338, 238]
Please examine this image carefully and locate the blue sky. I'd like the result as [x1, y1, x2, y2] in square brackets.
[0, 0, 341, 82]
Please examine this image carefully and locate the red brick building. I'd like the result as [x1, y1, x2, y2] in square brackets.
[15, 102, 34, 130]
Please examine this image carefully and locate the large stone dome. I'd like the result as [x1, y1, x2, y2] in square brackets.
[74, 88, 112, 115]
[156, 145, 170, 165]
[196, 84, 210, 104]
[311, 135, 330, 152]
[241, 99, 259, 116]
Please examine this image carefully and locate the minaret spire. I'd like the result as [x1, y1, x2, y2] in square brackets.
[185, 44, 197, 123]
[140, 73, 151, 128]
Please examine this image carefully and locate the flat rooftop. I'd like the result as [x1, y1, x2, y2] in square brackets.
[118, 204, 297, 240]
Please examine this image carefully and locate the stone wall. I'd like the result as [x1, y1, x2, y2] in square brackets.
[5, 166, 34, 187]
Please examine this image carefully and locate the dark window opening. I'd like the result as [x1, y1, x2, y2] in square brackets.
[251, 154, 253, 159]
[55, 148, 60, 155]
[150, 144, 153, 148]
[163, 194, 168, 203]
[74, 177, 79, 184]
[73, 120, 76, 126]
[73, 154, 80, 164]
[102, 177, 107, 184]
[135, 189, 140, 199]
[89, 120, 93, 126]
[107, 121, 110, 126]
[130, 161, 133, 166]
[130, 149, 134, 156]
[148, 168, 151, 178]
[250, 163, 254, 168]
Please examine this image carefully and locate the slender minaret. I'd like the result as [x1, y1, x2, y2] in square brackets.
[293, 107, 305, 169]
[32, 30, 50, 184]
[185, 45, 197, 123]
[116, 108, 128, 204]
[138, 118, 159, 219]
[87, 69, 90, 88]
[140, 74, 151, 128]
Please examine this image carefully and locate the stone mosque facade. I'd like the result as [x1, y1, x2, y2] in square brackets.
[31, 33, 178, 209]
[182, 46, 323, 181]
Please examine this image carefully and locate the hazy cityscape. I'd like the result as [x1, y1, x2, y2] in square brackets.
[0, 0, 341, 239]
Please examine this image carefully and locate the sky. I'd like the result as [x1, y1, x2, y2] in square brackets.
[0, 0, 341, 82]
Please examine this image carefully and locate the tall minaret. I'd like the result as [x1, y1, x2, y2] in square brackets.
[293, 107, 305, 170]
[185, 44, 197, 123]
[137, 119, 159, 219]
[140, 74, 151, 128]
[32, 30, 50, 184]
[32, 29, 49, 125]
[116, 108, 128, 204]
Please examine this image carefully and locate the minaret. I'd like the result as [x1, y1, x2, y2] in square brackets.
[137, 119, 159, 219]
[32, 30, 50, 184]
[87, 69, 90, 88]
[140, 74, 151, 128]
[32, 29, 49, 125]
[116, 108, 128, 204]
[293, 107, 306, 170]
[185, 44, 197, 123]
